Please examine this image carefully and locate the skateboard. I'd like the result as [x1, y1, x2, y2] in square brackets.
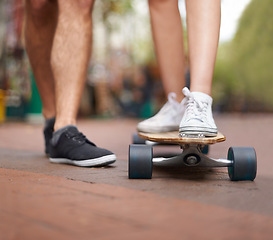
[128, 131, 257, 181]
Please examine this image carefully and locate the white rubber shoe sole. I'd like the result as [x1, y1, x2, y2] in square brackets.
[50, 154, 116, 167]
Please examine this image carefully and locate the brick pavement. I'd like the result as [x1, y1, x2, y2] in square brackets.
[0, 114, 273, 239]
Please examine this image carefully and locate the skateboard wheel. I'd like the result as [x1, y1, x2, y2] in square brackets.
[227, 147, 257, 181]
[201, 145, 209, 154]
[128, 144, 152, 179]
[132, 133, 146, 144]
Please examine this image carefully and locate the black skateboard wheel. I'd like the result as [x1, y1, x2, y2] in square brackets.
[128, 144, 153, 179]
[201, 145, 209, 154]
[132, 133, 146, 144]
[228, 147, 257, 181]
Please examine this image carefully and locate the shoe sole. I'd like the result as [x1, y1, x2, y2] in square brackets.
[137, 125, 179, 133]
[49, 154, 116, 167]
[179, 127, 217, 137]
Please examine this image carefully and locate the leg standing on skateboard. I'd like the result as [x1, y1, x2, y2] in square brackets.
[138, 0, 220, 137]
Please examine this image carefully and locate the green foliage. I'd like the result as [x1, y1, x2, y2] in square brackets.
[98, 0, 134, 16]
[213, 0, 273, 111]
[93, 0, 154, 65]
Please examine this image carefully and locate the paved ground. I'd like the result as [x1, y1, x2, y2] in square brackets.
[1, 114, 273, 239]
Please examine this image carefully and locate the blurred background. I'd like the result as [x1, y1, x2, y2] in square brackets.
[0, 0, 272, 123]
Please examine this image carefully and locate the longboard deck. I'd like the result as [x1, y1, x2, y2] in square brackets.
[138, 131, 225, 145]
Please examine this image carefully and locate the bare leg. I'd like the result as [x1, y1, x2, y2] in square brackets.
[148, 0, 185, 101]
[186, 0, 221, 95]
[137, 0, 186, 133]
[51, 0, 95, 130]
[24, 0, 57, 119]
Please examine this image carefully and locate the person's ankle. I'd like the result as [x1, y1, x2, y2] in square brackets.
[189, 86, 211, 96]
[54, 119, 77, 131]
[42, 109, 56, 120]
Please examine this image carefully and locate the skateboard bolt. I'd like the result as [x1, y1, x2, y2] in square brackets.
[186, 155, 198, 165]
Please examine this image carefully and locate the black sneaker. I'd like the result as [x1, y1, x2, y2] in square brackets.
[43, 117, 55, 155]
[49, 126, 116, 167]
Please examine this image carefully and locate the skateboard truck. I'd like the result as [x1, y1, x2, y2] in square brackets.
[152, 144, 232, 168]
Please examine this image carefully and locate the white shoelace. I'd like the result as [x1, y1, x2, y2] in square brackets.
[182, 87, 208, 121]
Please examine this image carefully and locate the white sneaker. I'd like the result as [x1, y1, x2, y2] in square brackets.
[137, 92, 185, 133]
[179, 87, 218, 137]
